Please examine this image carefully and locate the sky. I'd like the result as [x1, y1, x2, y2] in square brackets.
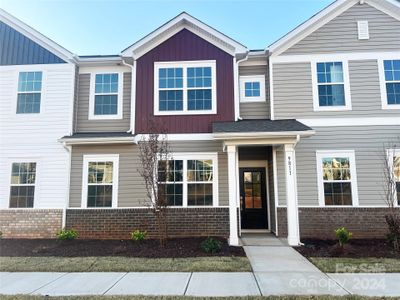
[1, 0, 333, 56]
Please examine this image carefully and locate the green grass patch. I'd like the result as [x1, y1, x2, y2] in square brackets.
[309, 257, 400, 273]
[0, 256, 251, 272]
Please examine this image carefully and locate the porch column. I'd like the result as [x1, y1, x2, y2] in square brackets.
[227, 145, 239, 246]
[284, 144, 300, 246]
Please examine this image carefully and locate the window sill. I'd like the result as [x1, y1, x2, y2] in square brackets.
[313, 106, 352, 112]
[240, 99, 266, 103]
[88, 114, 123, 120]
[154, 110, 217, 116]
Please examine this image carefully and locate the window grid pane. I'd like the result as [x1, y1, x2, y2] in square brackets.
[384, 60, 400, 105]
[159, 68, 183, 89]
[17, 72, 42, 114]
[88, 162, 113, 184]
[9, 162, 36, 208]
[94, 73, 119, 115]
[187, 89, 212, 111]
[18, 72, 42, 92]
[322, 157, 352, 206]
[94, 95, 118, 115]
[87, 185, 112, 207]
[244, 81, 261, 97]
[316, 62, 345, 107]
[159, 90, 183, 111]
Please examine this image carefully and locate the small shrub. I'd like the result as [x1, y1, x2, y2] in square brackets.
[131, 230, 147, 242]
[57, 228, 78, 240]
[201, 237, 222, 254]
[335, 227, 353, 247]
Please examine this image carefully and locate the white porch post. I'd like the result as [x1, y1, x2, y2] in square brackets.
[227, 145, 239, 246]
[284, 144, 300, 246]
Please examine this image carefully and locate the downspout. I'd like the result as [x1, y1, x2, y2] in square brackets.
[61, 142, 72, 229]
[121, 57, 136, 134]
[234, 52, 249, 121]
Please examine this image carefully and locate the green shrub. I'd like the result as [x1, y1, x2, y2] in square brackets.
[335, 227, 353, 247]
[57, 229, 78, 240]
[201, 237, 222, 254]
[131, 230, 147, 242]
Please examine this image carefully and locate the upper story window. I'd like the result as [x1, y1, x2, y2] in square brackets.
[312, 61, 351, 111]
[89, 72, 123, 120]
[380, 59, 400, 109]
[9, 162, 36, 208]
[17, 72, 42, 114]
[316, 150, 358, 207]
[240, 75, 266, 102]
[154, 61, 216, 115]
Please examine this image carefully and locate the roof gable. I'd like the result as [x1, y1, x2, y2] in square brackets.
[121, 12, 248, 59]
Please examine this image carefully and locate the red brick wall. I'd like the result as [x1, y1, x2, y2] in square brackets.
[277, 207, 400, 239]
[66, 208, 229, 239]
[0, 209, 63, 238]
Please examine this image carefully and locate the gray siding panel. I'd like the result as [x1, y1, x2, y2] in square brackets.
[69, 141, 228, 207]
[239, 65, 270, 119]
[75, 73, 131, 132]
[273, 60, 400, 119]
[0, 21, 65, 65]
[276, 125, 400, 206]
[283, 4, 400, 55]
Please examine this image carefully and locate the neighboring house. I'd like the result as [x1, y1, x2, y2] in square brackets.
[0, 0, 399, 246]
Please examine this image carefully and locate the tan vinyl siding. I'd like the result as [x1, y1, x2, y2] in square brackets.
[283, 3, 400, 55]
[239, 65, 270, 119]
[276, 125, 400, 207]
[273, 60, 400, 119]
[75, 73, 131, 132]
[69, 141, 228, 207]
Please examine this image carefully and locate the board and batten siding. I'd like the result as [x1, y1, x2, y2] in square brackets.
[69, 141, 228, 208]
[75, 72, 131, 132]
[0, 64, 74, 208]
[282, 3, 400, 55]
[239, 65, 270, 119]
[272, 60, 400, 119]
[276, 125, 400, 207]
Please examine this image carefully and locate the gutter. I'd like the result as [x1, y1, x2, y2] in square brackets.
[213, 130, 315, 140]
[58, 136, 136, 146]
[121, 58, 136, 134]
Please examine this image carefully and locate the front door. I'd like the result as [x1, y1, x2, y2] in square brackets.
[239, 168, 267, 229]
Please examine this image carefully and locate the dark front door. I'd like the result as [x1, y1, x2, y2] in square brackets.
[240, 168, 267, 229]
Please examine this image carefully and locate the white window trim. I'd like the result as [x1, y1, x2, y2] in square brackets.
[387, 148, 400, 207]
[8, 159, 40, 209]
[159, 152, 219, 207]
[81, 154, 119, 208]
[378, 58, 400, 110]
[14, 70, 46, 115]
[311, 59, 352, 112]
[154, 60, 217, 115]
[316, 150, 359, 207]
[89, 72, 124, 120]
[239, 75, 266, 103]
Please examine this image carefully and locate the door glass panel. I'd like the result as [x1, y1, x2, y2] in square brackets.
[253, 183, 262, 208]
[252, 172, 261, 183]
[244, 172, 252, 183]
[244, 182, 253, 208]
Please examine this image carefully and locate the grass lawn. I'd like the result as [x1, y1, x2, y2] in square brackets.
[309, 257, 400, 273]
[0, 256, 251, 272]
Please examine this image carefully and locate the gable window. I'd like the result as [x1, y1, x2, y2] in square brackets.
[82, 155, 119, 208]
[380, 60, 400, 109]
[157, 153, 218, 206]
[240, 75, 266, 102]
[316, 151, 358, 206]
[9, 162, 36, 208]
[312, 61, 351, 111]
[17, 72, 42, 114]
[89, 72, 123, 119]
[154, 61, 216, 115]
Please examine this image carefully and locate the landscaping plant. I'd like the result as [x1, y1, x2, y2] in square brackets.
[201, 237, 222, 254]
[56, 228, 78, 240]
[335, 227, 352, 247]
[131, 230, 147, 242]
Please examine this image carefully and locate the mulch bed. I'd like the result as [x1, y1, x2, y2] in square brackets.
[0, 237, 245, 258]
[295, 238, 400, 258]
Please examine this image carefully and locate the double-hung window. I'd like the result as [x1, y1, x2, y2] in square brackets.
[313, 61, 351, 111]
[17, 71, 42, 113]
[89, 73, 123, 119]
[82, 155, 119, 208]
[240, 75, 266, 102]
[316, 151, 358, 206]
[157, 153, 218, 206]
[154, 61, 216, 115]
[9, 162, 37, 208]
[380, 59, 400, 108]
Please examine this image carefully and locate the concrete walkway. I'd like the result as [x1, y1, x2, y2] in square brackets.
[1, 234, 399, 296]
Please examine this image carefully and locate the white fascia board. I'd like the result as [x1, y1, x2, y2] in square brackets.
[213, 130, 315, 140]
[297, 117, 400, 127]
[76, 57, 123, 67]
[120, 12, 247, 58]
[59, 137, 136, 145]
[0, 8, 76, 63]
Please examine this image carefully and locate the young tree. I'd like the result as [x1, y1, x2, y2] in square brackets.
[138, 120, 170, 247]
[383, 141, 400, 251]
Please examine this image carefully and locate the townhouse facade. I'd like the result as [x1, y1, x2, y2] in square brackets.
[0, 0, 399, 246]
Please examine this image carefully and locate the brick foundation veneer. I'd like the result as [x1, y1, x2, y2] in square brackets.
[277, 207, 400, 239]
[66, 207, 229, 239]
[0, 209, 63, 238]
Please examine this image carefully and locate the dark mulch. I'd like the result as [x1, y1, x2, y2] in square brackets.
[0, 237, 245, 258]
[295, 238, 400, 258]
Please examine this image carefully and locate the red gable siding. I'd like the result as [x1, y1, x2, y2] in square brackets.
[135, 29, 235, 134]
